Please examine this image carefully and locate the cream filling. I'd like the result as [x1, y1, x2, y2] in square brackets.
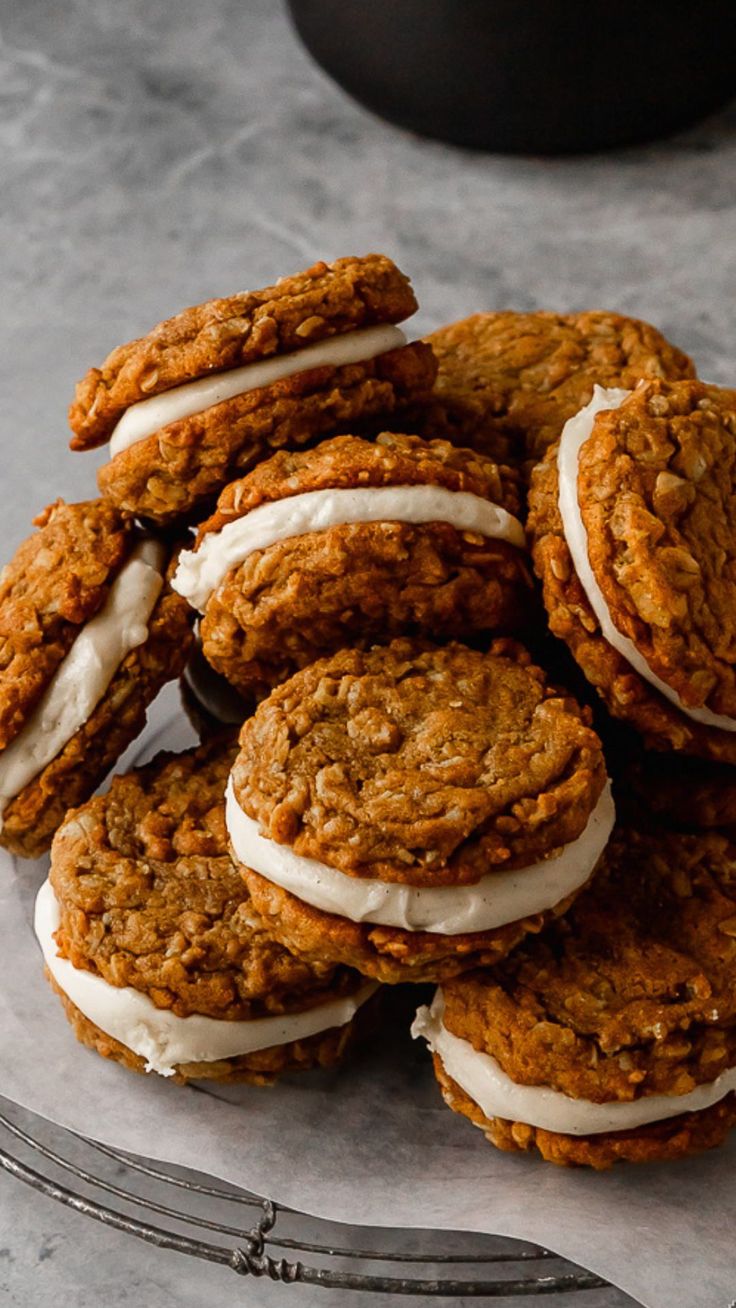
[109, 324, 407, 457]
[35, 879, 377, 1077]
[173, 485, 526, 612]
[0, 539, 165, 828]
[559, 385, 736, 732]
[225, 778, 615, 935]
[412, 990, 736, 1136]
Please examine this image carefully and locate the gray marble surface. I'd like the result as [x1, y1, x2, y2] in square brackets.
[0, 0, 734, 1303]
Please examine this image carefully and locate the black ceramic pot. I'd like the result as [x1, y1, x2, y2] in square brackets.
[286, 0, 736, 154]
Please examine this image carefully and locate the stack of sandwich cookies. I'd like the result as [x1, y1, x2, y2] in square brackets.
[413, 825, 736, 1167]
[529, 380, 736, 760]
[226, 639, 614, 984]
[173, 432, 531, 699]
[0, 499, 193, 858]
[69, 255, 437, 524]
[16, 255, 734, 1177]
[409, 310, 694, 466]
[38, 738, 378, 1083]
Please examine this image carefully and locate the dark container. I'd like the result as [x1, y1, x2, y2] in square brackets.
[286, 0, 736, 154]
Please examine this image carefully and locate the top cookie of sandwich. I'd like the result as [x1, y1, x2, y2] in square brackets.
[530, 379, 736, 760]
[231, 638, 606, 887]
[68, 255, 437, 524]
[0, 498, 128, 748]
[578, 380, 736, 712]
[417, 311, 695, 465]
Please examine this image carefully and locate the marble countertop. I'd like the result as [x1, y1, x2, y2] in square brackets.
[0, 1, 734, 1303]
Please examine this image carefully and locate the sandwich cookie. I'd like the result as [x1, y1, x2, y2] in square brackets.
[529, 379, 736, 762]
[173, 432, 532, 700]
[410, 311, 694, 467]
[0, 499, 193, 858]
[39, 738, 377, 1083]
[413, 825, 736, 1167]
[227, 639, 613, 984]
[69, 255, 437, 524]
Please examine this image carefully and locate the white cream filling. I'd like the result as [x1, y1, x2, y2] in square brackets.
[225, 778, 615, 935]
[559, 385, 736, 732]
[35, 879, 377, 1077]
[412, 990, 736, 1136]
[109, 324, 407, 457]
[0, 539, 166, 828]
[173, 485, 526, 612]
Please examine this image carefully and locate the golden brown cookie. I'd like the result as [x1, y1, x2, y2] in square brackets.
[175, 432, 534, 700]
[409, 311, 694, 466]
[69, 255, 437, 524]
[529, 379, 736, 762]
[41, 737, 377, 1083]
[227, 638, 612, 984]
[414, 825, 736, 1167]
[0, 499, 193, 858]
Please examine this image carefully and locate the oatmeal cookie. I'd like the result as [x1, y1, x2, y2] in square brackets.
[410, 311, 694, 466]
[0, 499, 193, 858]
[529, 380, 736, 761]
[415, 826, 736, 1166]
[41, 737, 375, 1083]
[0, 498, 128, 748]
[69, 255, 437, 524]
[175, 432, 533, 699]
[228, 638, 612, 984]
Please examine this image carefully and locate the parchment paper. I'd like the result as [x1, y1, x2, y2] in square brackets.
[1, 689, 734, 1308]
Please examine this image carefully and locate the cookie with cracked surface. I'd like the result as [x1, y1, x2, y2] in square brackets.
[529, 379, 736, 762]
[227, 638, 612, 984]
[407, 311, 694, 467]
[69, 255, 437, 524]
[174, 431, 534, 700]
[40, 737, 376, 1083]
[0, 499, 193, 858]
[413, 826, 736, 1167]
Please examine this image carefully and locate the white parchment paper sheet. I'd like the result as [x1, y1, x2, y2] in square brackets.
[0, 693, 734, 1308]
